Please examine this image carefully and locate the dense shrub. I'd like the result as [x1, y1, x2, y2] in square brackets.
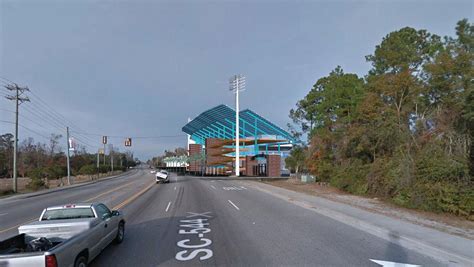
[99, 165, 111, 173]
[28, 168, 45, 190]
[79, 164, 97, 175]
[43, 166, 67, 179]
[330, 159, 369, 195]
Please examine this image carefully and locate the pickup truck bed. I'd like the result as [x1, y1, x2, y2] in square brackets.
[0, 234, 60, 255]
[0, 202, 125, 267]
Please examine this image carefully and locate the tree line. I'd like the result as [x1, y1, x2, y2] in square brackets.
[285, 19, 473, 218]
[0, 133, 137, 189]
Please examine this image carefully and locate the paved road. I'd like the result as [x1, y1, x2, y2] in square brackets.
[92, 174, 443, 266]
[0, 168, 152, 240]
[0, 170, 447, 266]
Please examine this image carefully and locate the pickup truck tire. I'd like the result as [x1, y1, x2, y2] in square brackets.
[74, 254, 88, 267]
[115, 222, 125, 244]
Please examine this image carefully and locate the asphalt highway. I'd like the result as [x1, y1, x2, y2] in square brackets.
[0, 169, 447, 266]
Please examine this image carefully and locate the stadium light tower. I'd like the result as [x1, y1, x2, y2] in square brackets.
[229, 74, 245, 176]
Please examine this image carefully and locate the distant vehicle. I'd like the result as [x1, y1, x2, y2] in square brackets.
[150, 170, 156, 174]
[155, 170, 169, 183]
[0, 203, 125, 267]
[280, 169, 291, 177]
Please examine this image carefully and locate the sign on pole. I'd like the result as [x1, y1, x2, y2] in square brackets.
[68, 138, 76, 151]
[102, 136, 108, 144]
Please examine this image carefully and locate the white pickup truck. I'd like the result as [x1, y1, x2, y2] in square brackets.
[0, 203, 125, 267]
[155, 170, 170, 183]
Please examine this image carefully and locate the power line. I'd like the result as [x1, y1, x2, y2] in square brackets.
[0, 119, 51, 141]
[0, 108, 15, 113]
[69, 131, 185, 139]
[70, 134, 97, 149]
[0, 77, 97, 145]
[1, 76, 176, 149]
[0, 119, 14, 124]
[22, 104, 96, 145]
[19, 124, 52, 140]
[0, 76, 15, 84]
[23, 105, 65, 132]
[25, 99, 98, 144]
[20, 113, 63, 136]
[27, 90, 93, 136]
[12, 97, 99, 148]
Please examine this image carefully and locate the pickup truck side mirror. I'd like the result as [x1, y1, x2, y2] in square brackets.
[111, 210, 120, 216]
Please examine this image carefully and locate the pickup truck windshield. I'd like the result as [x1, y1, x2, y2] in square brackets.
[41, 208, 95, 220]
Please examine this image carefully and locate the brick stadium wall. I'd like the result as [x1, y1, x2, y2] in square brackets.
[267, 155, 281, 177]
[188, 144, 203, 172]
[245, 155, 258, 176]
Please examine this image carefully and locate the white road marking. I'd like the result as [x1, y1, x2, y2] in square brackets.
[210, 185, 217, 189]
[227, 200, 240, 210]
[0, 213, 7, 216]
[187, 212, 212, 218]
[223, 186, 246, 191]
[176, 212, 213, 261]
[174, 186, 177, 190]
[370, 259, 420, 267]
[166, 201, 172, 212]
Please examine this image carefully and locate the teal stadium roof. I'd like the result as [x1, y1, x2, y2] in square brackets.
[182, 105, 296, 145]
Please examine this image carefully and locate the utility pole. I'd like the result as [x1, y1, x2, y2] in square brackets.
[229, 75, 245, 176]
[66, 127, 71, 185]
[97, 150, 100, 180]
[110, 145, 114, 172]
[5, 83, 30, 193]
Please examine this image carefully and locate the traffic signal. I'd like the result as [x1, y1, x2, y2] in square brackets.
[125, 138, 132, 147]
[102, 136, 108, 144]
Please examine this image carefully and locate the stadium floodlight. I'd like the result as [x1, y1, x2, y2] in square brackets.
[229, 74, 245, 176]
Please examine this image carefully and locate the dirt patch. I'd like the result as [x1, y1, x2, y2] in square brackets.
[263, 177, 474, 239]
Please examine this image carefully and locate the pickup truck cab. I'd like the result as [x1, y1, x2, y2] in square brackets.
[0, 203, 125, 267]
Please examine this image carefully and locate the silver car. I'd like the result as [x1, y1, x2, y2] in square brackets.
[0, 203, 125, 267]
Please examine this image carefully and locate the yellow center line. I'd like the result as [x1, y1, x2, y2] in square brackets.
[0, 179, 149, 234]
[0, 217, 37, 234]
[84, 180, 137, 202]
[113, 182, 156, 210]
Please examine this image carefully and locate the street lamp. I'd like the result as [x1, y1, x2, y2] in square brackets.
[229, 74, 245, 176]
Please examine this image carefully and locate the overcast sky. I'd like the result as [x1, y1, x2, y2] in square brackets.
[0, 0, 472, 160]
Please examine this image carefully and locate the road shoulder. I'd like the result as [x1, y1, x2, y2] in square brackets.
[0, 169, 136, 201]
[241, 180, 474, 267]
